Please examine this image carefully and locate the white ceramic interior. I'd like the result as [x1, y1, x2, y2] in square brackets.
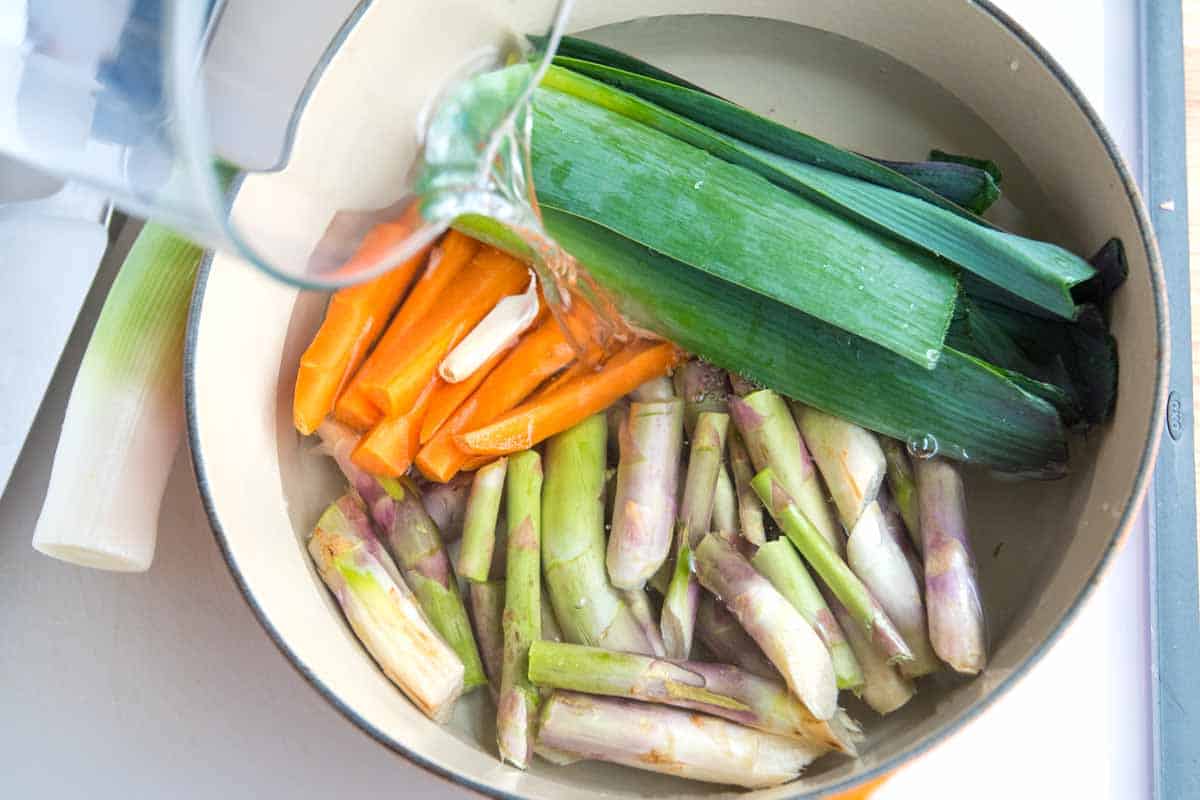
[186, 1, 1167, 796]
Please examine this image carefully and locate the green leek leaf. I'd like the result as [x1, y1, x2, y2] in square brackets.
[530, 84, 959, 369]
[543, 64, 1095, 320]
[539, 207, 1067, 474]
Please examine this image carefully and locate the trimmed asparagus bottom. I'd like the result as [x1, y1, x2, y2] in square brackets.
[537, 692, 824, 789]
[308, 494, 465, 723]
[528, 640, 859, 753]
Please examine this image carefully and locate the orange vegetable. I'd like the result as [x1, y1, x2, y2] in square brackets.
[292, 243, 429, 435]
[419, 347, 508, 445]
[415, 314, 582, 482]
[335, 230, 481, 421]
[455, 340, 680, 456]
[419, 304, 552, 443]
[360, 248, 529, 415]
[332, 385, 384, 431]
[352, 378, 438, 477]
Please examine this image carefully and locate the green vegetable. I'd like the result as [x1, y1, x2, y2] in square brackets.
[751, 468, 913, 665]
[752, 539, 864, 690]
[527, 640, 860, 752]
[541, 65, 1095, 321]
[875, 156, 1000, 214]
[456, 457, 508, 582]
[307, 494, 465, 723]
[539, 37, 1003, 216]
[530, 82, 959, 369]
[498, 450, 543, 768]
[539, 208, 1067, 473]
[541, 414, 655, 654]
[547, 57, 984, 224]
[33, 223, 202, 572]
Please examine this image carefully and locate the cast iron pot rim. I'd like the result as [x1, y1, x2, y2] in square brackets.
[183, 2, 1169, 796]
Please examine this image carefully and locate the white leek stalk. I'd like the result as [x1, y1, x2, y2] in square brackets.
[439, 270, 538, 383]
[32, 223, 201, 571]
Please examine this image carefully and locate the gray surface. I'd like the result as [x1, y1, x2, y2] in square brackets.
[0, 248, 450, 798]
[1144, 1, 1200, 797]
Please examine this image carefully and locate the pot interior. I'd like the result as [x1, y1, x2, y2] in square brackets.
[189, 6, 1162, 798]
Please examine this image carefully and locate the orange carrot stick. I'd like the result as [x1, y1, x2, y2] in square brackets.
[335, 230, 481, 421]
[414, 314, 583, 482]
[352, 378, 438, 477]
[419, 304, 551, 444]
[360, 248, 529, 416]
[293, 243, 430, 435]
[332, 386, 384, 431]
[455, 341, 681, 456]
[419, 348, 507, 445]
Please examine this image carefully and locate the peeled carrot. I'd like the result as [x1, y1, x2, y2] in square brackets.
[419, 346, 508, 444]
[455, 340, 680, 456]
[335, 231, 481, 422]
[415, 314, 582, 482]
[352, 378, 438, 477]
[293, 243, 430, 435]
[419, 303, 553, 443]
[360, 248, 529, 416]
[531, 359, 590, 401]
[332, 386, 384, 431]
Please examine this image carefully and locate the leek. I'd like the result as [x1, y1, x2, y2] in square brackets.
[32, 223, 201, 571]
[541, 65, 1096, 321]
[539, 208, 1067, 473]
[550, 57, 988, 224]
[531, 83, 959, 369]
[875, 155, 1001, 214]
[538, 39, 1003, 213]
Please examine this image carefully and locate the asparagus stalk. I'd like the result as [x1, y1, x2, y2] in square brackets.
[469, 582, 581, 764]
[469, 580, 506, 694]
[752, 468, 914, 664]
[728, 372, 760, 397]
[527, 641, 860, 753]
[846, 503, 940, 678]
[827, 593, 915, 715]
[672, 359, 729, 434]
[318, 421, 487, 689]
[606, 398, 685, 589]
[542, 414, 655, 654]
[696, 593, 778, 680]
[308, 493, 464, 722]
[712, 464, 738, 534]
[456, 457, 508, 582]
[498, 450, 543, 768]
[881, 438, 922, 552]
[537, 691, 825, 789]
[662, 411, 729, 659]
[622, 589, 668, 657]
[728, 433, 767, 546]
[694, 534, 837, 720]
[730, 391, 840, 551]
[792, 404, 886, 530]
[878, 486, 925, 583]
[541, 588, 564, 643]
[633, 375, 676, 402]
[752, 539, 863, 690]
[915, 457, 987, 675]
[420, 472, 473, 542]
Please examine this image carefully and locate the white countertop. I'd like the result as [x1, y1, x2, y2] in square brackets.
[0, 1, 1151, 797]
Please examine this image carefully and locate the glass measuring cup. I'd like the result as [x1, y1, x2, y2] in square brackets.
[0, 0, 572, 287]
